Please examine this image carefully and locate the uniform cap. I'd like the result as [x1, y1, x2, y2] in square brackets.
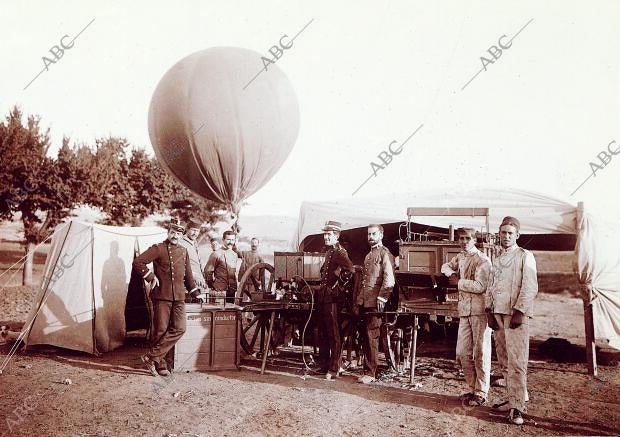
[322, 220, 342, 232]
[187, 217, 203, 230]
[168, 217, 185, 232]
[500, 216, 521, 232]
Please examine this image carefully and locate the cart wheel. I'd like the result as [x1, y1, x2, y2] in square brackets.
[240, 312, 266, 355]
[240, 311, 286, 356]
[237, 263, 276, 355]
[236, 262, 275, 303]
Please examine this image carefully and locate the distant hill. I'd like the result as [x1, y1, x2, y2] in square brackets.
[236, 214, 297, 243]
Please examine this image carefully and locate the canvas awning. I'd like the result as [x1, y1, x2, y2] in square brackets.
[291, 188, 620, 354]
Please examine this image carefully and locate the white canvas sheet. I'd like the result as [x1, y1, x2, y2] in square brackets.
[291, 189, 620, 349]
[24, 221, 166, 354]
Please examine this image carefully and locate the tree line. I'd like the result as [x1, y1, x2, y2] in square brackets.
[0, 106, 223, 286]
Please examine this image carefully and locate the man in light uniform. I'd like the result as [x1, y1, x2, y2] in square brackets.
[204, 230, 242, 304]
[238, 237, 265, 292]
[441, 227, 492, 405]
[485, 216, 538, 425]
[317, 220, 354, 380]
[356, 224, 395, 384]
[179, 218, 206, 290]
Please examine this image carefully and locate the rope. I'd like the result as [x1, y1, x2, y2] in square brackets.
[291, 275, 318, 374]
[0, 226, 83, 373]
[0, 232, 55, 284]
[89, 227, 166, 237]
[0, 257, 27, 289]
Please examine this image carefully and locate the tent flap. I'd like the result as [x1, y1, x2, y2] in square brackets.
[576, 213, 620, 349]
[23, 221, 167, 354]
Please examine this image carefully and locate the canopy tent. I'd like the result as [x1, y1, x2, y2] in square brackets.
[291, 189, 620, 361]
[23, 221, 167, 355]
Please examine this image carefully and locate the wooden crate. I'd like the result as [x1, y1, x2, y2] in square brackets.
[173, 304, 240, 371]
[273, 251, 325, 281]
[399, 241, 495, 275]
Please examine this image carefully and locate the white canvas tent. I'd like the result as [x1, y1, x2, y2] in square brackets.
[291, 189, 620, 363]
[23, 221, 166, 355]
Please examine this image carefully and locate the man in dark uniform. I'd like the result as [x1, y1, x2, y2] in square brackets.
[133, 218, 201, 377]
[356, 224, 395, 383]
[317, 220, 354, 380]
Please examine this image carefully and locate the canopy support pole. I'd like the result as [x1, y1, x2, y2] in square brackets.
[577, 201, 597, 376]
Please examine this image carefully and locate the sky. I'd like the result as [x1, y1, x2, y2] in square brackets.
[1, 0, 619, 223]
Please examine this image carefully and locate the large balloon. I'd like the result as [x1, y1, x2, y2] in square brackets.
[148, 47, 300, 214]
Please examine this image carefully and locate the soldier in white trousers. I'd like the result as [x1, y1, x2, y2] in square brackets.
[486, 216, 538, 425]
[442, 227, 492, 406]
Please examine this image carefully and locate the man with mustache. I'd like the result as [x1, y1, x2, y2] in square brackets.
[238, 237, 265, 293]
[485, 216, 538, 425]
[204, 230, 243, 304]
[133, 218, 201, 377]
[317, 220, 354, 380]
[179, 217, 207, 290]
[356, 224, 395, 384]
[441, 227, 492, 406]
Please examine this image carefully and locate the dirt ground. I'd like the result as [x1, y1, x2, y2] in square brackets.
[1, 234, 618, 436]
[1, 292, 619, 437]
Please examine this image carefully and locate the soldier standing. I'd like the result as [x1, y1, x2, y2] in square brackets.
[317, 221, 354, 380]
[204, 230, 243, 304]
[179, 217, 207, 289]
[356, 224, 395, 383]
[441, 227, 492, 405]
[133, 218, 201, 377]
[485, 216, 538, 425]
[238, 237, 265, 292]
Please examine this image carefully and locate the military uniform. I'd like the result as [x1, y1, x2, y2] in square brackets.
[238, 250, 265, 292]
[442, 247, 492, 400]
[357, 244, 395, 377]
[317, 243, 354, 373]
[133, 240, 199, 368]
[486, 244, 538, 412]
[204, 248, 241, 303]
[179, 235, 206, 288]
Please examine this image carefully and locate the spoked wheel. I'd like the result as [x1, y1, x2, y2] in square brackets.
[236, 263, 276, 356]
[240, 312, 264, 356]
[381, 314, 411, 373]
[236, 262, 275, 303]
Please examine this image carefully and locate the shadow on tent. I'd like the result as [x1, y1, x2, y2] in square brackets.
[23, 235, 155, 358]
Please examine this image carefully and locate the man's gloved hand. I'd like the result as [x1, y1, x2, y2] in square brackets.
[352, 305, 360, 317]
[509, 310, 524, 329]
[149, 276, 160, 289]
[486, 311, 500, 331]
[377, 296, 387, 312]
